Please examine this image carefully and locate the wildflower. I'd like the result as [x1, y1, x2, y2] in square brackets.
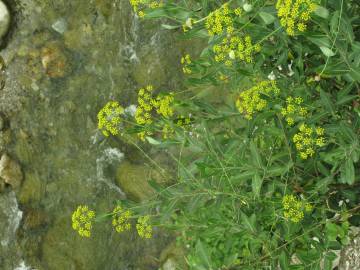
[136, 215, 153, 238]
[236, 80, 280, 119]
[276, 0, 316, 36]
[129, 0, 163, 17]
[112, 205, 132, 233]
[183, 18, 194, 32]
[98, 101, 124, 137]
[72, 205, 96, 237]
[282, 195, 311, 223]
[181, 54, 192, 74]
[280, 96, 308, 126]
[205, 4, 242, 36]
[293, 123, 326, 159]
[153, 93, 174, 118]
[135, 85, 176, 140]
[212, 35, 261, 65]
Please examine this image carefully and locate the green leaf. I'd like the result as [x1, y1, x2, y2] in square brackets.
[320, 89, 336, 116]
[252, 172, 263, 198]
[240, 212, 256, 234]
[145, 136, 162, 145]
[320, 46, 336, 57]
[161, 24, 180, 30]
[340, 159, 355, 185]
[259, 12, 275, 25]
[314, 5, 329, 19]
[279, 251, 290, 270]
[323, 252, 337, 270]
[195, 240, 213, 269]
[249, 140, 264, 169]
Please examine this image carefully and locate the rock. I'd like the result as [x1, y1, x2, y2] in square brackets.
[0, 153, 23, 189]
[159, 241, 187, 270]
[132, 48, 166, 87]
[41, 42, 70, 78]
[339, 232, 360, 270]
[115, 161, 155, 202]
[0, 1, 10, 40]
[51, 18, 67, 34]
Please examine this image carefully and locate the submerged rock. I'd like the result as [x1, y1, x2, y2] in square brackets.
[115, 161, 155, 202]
[0, 153, 23, 190]
[41, 42, 71, 78]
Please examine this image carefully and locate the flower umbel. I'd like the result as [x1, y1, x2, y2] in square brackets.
[213, 35, 261, 65]
[280, 96, 308, 126]
[293, 123, 326, 159]
[236, 80, 280, 119]
[112, 205, 132, 233]
[205, 4, 242, 36]
[136, 215, 153, 238]
[98, 101, 124, 137]
[72, 205, 96, 237]
[276, 0, 316, 36]
[181, 54, 192, 74]
[282, 195, 312, 223]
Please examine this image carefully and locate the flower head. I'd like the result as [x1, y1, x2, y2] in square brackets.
[276, 0, 316, 36]
[293, 123, 326, 159]
[72, 205, 96, 237]
[136, 215, 153, 239]
[112, 205, 132, 233]
[98, 101, 124, 137]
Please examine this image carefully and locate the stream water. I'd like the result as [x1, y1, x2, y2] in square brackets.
[0, 0, 192, 269]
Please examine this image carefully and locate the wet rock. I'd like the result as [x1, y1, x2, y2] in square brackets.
[41, 42, 70, 78]
[339, 233, 360, 270]
[0, 1, 10, 40]
[0, 153, 23, 190]
[115, 161, 155, 202]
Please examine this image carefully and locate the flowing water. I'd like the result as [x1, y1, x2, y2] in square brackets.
[0, 0, 193, 269]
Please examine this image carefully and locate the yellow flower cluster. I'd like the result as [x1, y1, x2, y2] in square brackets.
[129, 0, 163, 18]
[161, 115, 191, 139]
[293, 124, 325, 159]
[280, 96, 308, 126]
[98, 101, 124, 137]
[181, 54, 192, 74]
[112, 205, 132, 233]
[136, 215, 153, 239]
[205, 4, 242, 36]
[135, 85, 175, 140]
[282, 195, 313, 223]
[276, 0, 316, 35]
[153, 93, 175, 118]
[213, 35, 261, 65]
[72, 205, 96, 237]
[236, 80, 280, 120]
